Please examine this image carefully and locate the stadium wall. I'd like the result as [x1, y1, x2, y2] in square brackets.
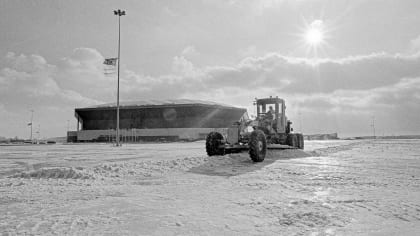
[69, 100, 247, 142]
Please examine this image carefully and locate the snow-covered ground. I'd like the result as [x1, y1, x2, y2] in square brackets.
[1, 139, 419, 235]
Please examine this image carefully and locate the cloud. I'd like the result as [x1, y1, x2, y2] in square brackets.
[122, 51, 420, 107]
[0, 49, 102, 137]
[1, 47, 420, 137]
[1, 50, 99, 109]
[274, 77, 420, 136]
[410, 35, 420, 51]
[181, 45, 199, 59]
[171, 56, 201, 77]
[1, 54, 59, 104]
[117, 51, 420, 117]
[163, 52, 420, 136]
[309, 19, 323, 29]
[4, 52, 52, 73]
[293, 77, 420, 111]
[200, 52, 420, 93]
[54, 48, 114, 101]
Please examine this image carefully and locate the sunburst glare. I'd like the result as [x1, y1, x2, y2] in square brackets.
[296, 19, 331, 58]
[305, 20, 325, 47]
[305, 27, 324, 46]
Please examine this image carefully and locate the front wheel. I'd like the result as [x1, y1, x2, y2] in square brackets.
[249, 130, 267, 162]
[206, 132, 225, 156]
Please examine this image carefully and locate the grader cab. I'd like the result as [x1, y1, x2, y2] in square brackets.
[206, 96, 304, 162]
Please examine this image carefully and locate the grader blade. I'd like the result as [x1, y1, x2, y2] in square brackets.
[267, 144, 297, 149]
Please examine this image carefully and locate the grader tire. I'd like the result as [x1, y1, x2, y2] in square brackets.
[296, 134, 304, 149]
[206, 132, 225, 156]
[249, 130, 267, 162]
[286, 134, 298, 148]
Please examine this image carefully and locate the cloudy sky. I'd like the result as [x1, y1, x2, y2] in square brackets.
[1, 0, 420, 138]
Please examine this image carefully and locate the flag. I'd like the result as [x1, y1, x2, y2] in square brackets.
[27, 122, 32, 126]
[103, 58, 118, 66]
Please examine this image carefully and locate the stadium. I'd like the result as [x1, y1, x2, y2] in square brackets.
[67, 99, 247, 142]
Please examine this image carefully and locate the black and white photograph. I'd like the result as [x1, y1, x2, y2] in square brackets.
[1, 0, 420, 235]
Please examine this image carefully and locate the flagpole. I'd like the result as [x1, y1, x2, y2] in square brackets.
[114, 9, 125, 147]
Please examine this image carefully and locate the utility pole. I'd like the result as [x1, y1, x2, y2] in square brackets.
[29, 110, 34, 142]
[253, 100, 257, 118]
[298, 111, 302, 133]
[114, 9, 126, 147]
[36, 125, 40, 142]
[371, 116, 376, 139]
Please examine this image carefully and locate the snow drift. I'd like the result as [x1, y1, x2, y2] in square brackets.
[10, 167, 94, 179]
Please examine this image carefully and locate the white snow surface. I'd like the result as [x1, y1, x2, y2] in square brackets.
[1, 140, 420, 235]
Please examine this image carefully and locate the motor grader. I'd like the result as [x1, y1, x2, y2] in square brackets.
[206, 96, 304, 162]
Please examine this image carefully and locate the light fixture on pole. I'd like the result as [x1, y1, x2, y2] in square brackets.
[114, 9, 125, 147]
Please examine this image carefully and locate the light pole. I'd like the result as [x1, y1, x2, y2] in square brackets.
[114, 9, 125, 147]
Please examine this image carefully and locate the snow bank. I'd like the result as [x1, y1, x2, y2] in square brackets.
[9, 167, 94, 179]
[93, 156, 207, 178]
[91, 149, 315, 178]
[308, 140, 365, 156]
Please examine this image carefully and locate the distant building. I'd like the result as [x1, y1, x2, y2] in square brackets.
[303, 133, 339, 140]
[68, 99, 247, 142]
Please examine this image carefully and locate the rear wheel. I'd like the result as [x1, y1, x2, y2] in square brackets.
[249, 130, 267, 162]
[296, 133, 304, 149]
[286, 134, 298, 148]
[206, 132, 225, 156]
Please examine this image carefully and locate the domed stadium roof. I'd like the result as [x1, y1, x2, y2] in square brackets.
[81, 99, 237, 109]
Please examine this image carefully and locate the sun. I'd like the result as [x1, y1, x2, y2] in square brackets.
[305, 28, 324, 46]
[295, 19, 331, 58]
[293, 18, 334, 58]
[304, 20, 325, 47]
